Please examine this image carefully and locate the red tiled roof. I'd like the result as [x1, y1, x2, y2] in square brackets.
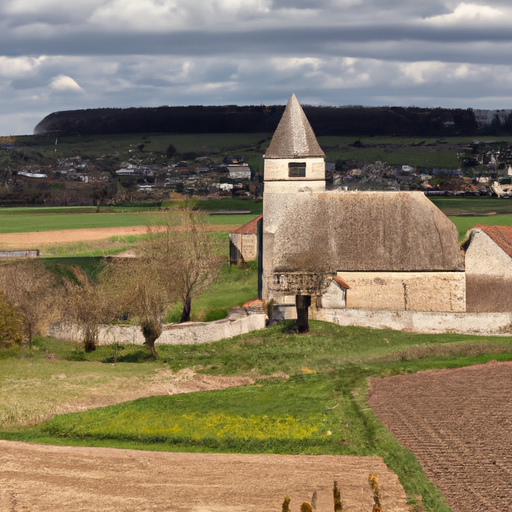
[333, 276, 350, 289]
[473, 225, 512, 259]
[231, 215, 263, 235]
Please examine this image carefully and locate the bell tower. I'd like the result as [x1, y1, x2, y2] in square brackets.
[263, 93, 325, 193]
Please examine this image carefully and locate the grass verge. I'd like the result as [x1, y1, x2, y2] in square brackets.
[2, 322, 512, 511]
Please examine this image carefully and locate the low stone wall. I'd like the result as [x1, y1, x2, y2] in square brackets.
[0, 249, 39, 258]
[313, 308, 512, 335]
[49, 314, 267, 346]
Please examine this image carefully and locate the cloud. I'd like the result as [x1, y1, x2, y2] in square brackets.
[425, 2, 506, 25]
[1, 0, 512, 135]
[49, 75, 83, 92]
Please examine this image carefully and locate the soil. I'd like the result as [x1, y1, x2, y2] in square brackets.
[0, 225, 239, 248]
[0, 443, 409, 512]
[367, 360, 512, 512]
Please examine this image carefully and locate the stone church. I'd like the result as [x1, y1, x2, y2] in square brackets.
[261, 94, 467, 322]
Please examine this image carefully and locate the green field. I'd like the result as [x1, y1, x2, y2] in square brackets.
[449, 214, 512, 240]
[0, 208, 260, 235]
[318, 135, 512, 169]
[3, 324, 512, 511]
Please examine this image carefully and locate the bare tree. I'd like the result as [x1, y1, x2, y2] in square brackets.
[63, 267, 114, 352]
[0, 261, 59, 347]
[100, 209, 222, 356]
[149, 209, 223, 323]
[102, 255, 175, 358]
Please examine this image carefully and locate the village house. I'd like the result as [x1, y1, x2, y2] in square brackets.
[464, 225, 512, 312]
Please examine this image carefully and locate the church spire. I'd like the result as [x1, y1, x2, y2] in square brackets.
[265, 94, 325, 159]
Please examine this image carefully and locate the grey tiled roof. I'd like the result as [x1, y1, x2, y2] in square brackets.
[265, 94, 325, 159]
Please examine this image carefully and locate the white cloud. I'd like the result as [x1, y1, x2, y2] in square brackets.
[49, 75, 83, 92]
[425, 2, 506, 25]
[0, 56, 46, 78]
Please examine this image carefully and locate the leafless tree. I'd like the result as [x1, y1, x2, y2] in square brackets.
[0, 260, 59, 347]
[148, 209, 223, 323]
[62, 266, 115, 352]
[102, 255, 175, 358]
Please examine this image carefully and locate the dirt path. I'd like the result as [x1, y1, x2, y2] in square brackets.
[367, 360, 512, 512]
[0, 225, 239, 248]
[0, 442, 409, 512]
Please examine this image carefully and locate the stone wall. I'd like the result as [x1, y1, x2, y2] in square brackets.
[0, 249, 39, 258]
[337, 271, 466, 312]
[464, 229, 512, 312]
[313, 308, 512, 335]
[49, 313, 266, 346]
[466, 275, 512, 313]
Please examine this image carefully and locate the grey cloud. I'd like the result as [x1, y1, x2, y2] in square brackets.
[2, 0, 512, 135]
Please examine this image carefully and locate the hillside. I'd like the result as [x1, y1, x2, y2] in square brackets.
[34, 105, 486, 137]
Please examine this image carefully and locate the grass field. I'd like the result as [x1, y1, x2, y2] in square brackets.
[0, 211, 256, 234]
[318, 135, 512, 169]
[165, 261, 258, 322]
[3, 323, 512, 511]
[449, 214, 512, 240]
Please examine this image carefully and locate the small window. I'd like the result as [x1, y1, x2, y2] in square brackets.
[288, 162, 306, 177]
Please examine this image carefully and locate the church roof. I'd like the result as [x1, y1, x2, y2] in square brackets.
[264, 94, 325, 159]
[264, 191, 464, 272]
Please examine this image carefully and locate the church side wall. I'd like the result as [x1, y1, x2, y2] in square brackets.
[337, 271, 466, 312]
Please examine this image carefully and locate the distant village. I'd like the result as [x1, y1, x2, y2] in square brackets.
[2, 138, 512, 206]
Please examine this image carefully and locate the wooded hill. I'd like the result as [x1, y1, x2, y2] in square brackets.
[35, 104, 495, 137]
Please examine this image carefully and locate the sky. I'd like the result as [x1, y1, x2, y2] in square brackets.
[2, 0, 512, 136]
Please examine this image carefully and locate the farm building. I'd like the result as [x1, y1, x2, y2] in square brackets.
[261, 94, 466, 320]
[464, 225, 512, 312]
[229, 215, 262, 265]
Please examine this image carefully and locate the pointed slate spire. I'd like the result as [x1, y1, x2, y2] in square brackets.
[265, 94, 325, 159]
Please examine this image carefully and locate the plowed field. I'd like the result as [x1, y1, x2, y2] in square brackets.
[367, 360, 512, 512]
[0, 443, 409, 512]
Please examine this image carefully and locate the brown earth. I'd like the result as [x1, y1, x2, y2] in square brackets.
[0, 443, 409, 512]
[367, 360, 512, 512]
[0, 225, 239, 249]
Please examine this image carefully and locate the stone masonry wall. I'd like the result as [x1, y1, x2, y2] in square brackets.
[313, 308, 512, 335]
[337, 271, 466, 312]
[50, 314, 266, 346]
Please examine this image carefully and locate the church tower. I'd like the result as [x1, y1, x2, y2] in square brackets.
[262, 94, 326, 318]
[263, 93, 325, 193]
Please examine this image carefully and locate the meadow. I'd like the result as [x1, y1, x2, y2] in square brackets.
[2, 323, 512, 511]
[318, 135, 512, 169]
[0, 200, 261, 235]
[3, 192, 512, 512]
